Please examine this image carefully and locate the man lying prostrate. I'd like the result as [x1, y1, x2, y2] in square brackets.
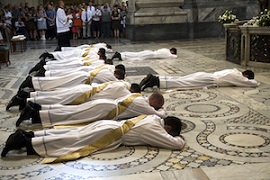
[140, 69, 260, 91]
[30, 48, 107, 75]
[2, 114, 185, 164]
[40, 43, 112, 61]
[111, 48, 177, 61]
[28, 81, 132, 105]
[16, 92, 166, 127]
[6, 65, 126, 110]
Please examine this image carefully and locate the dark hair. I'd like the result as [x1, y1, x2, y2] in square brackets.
[130, 83, 141, 93]
[114, 69, 125, 80]
[170, 47, 177, 55]
[105, 59, 113, 65]
[242, 70, 255, 79]
[106, 44, 112, 49]
[99, 54, 107, 60]
[98, 48, 106, 55]
[115, 64, 125, 73]
[164, 116, 182, 136]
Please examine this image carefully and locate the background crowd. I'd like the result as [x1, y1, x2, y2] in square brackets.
[0, 1, 128, 44]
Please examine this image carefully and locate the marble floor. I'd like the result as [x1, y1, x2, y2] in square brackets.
[0, 37, 270, 180]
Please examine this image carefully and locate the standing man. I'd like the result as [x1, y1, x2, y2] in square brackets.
[55, 0, 71, 51]
[81, 5, 92, 39]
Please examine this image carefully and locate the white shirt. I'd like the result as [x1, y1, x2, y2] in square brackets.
[56, 7, 69, 33]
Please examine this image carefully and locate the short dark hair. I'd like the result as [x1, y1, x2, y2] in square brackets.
[98, 48, 106, 55]
[130, 83, 141, 93]
[242, 70, 255, 79]
[106, 44, 112, 49]
[114, 69, 125, 80]
[105, 59, 113, 65]
[100, 54, 107, 60]
[115, 64, 126, 73]
[164, 116, 182, 136]
[170, 47, 177, 55]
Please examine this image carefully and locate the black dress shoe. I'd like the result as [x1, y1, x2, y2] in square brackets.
[141, 76, 160, 91]
[6, 88, 30, 111]
[18, 76, 33, 90]
[34, 66, 46, 77]
[1, 130, 28, 157]
[111, 52, 122, 60]
[16, 101, 41, 127]
[39, 51, 54, 59]
[139, 74, 153, 88]
[6, 95, 25, 111]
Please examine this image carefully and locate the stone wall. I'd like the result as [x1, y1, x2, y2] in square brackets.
[126, 0, 260, 41]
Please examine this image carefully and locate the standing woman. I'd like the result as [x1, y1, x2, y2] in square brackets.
[36, 5, 47, 40]
[111, 5, 121, 38]
[55, 0, 71, 51]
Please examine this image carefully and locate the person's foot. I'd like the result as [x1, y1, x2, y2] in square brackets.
[1, 129, 28, 157]
[139, 74, 153, 88]
[16, 101, 41, 127]
[111, 52, 122, 60]
[39, 51, 54, 59]
[6, 90, 29, 111]
[34, 66, 46, 77]
[141, 76, 160, 91]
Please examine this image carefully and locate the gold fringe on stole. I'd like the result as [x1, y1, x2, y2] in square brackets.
[103, 93, 142, 120]
[42, 114, 147, 164]
[69, 81, 114, 105]
[85, 65, 105, 84]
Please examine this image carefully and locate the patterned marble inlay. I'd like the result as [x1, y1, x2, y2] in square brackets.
[197, 121, 270, 158]
[0, 38, 269, 179]
[220, 133, 269, 148]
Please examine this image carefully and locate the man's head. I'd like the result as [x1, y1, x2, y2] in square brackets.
[242, 70, 255, 79]
[59, 0, 64, 7]
[98, 48, 106, 56]
[106, 44, 112, 49]
[148, 92, 164, 110]
[99, 54, 107, 60]
[170, 48, 177, 55]
[115, 64, 126, 74]
[130, 83, 141, 93]
[114, 69, 125, 80]
[164, 116, 182, 137]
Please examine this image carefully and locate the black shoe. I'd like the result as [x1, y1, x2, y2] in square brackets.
[18, 76, 33, 90]
[39, 51, 54, 59]
[111, 52, 122, 60]
[1, 129, 28, 157]
[6, 89, 29, 111]
[16, 129, 35, 138]
[141, 76, 160, 91]
[139, 74, 153, 88]
[16, 101, 41, 127]
[34, 66, 46, 77]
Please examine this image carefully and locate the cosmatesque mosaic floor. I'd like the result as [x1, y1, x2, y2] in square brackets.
[0, 38, 270, 180]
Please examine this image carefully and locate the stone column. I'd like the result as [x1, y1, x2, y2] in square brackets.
[126, 0, 186, 41]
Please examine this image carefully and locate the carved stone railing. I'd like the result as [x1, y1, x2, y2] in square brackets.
[224, 23, 241, 64]
[239, 26, 270, 68]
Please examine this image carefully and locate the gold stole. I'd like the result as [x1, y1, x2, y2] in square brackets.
[42, 114, 147, 164]
[69, 81, 114, 105]
[102, 93, 142, 120]
[81, 46, 93, 57]
[85, 65, 105, 84]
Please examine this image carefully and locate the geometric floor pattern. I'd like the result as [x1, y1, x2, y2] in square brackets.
[0, 38, 269, 180]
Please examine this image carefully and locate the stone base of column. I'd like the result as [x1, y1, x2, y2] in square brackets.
[126, 22, 224, 41]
